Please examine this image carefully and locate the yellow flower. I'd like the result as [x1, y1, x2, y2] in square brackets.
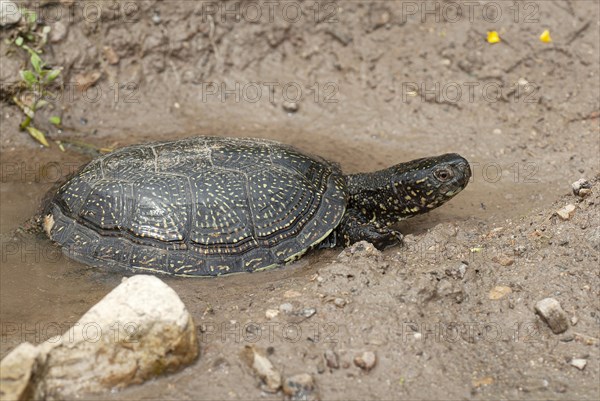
[540, 30, 552, 43]
[487, 31, 500, 44]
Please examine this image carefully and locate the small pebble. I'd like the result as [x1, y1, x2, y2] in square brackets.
[489, 286, 512, 300]
[284, 290, 301, 298]
[570, 358, 587, 370]
[283, 101, 299, 113]
[298, 308, 316, 318]
[282, 373, 318, 401]
[445, 262, 467, 279]
[472, 376, 494, 387]
[0, 0, 21, 26]
[152, 13, 161, 24]
[354, 351, 377, 371]
[240, 346, 281, 392]
[324, 350, 339, 369]
[279, 303, 293, 314]
[339, 241, 381, 258]
[513, 245, 527, 256]
[492, 128, 502, 135]
[571, 178, 591, 197]
[535, 298, 569, 334]
[103, 46, 120, 65]
[571, 316, 578, 326]
[265, 309, 279, 320]
[560, 334, 574, 342]
[316, 360, 325, 374]
[49, 21, 68, 43]
[556, 204, 576, 220]
[493, 256, 514, 266]
[333, 298, 347, 308]
[74, 71, 102, 92]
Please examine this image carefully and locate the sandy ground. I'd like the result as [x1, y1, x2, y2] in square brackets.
[1, 1, 599, 400]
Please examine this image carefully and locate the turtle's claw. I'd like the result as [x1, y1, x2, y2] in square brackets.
[364, 226, 403, 250]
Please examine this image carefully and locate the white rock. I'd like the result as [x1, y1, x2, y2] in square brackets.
[0, 0, 21, 27]
[556, 204, 576, 220]
[1, 275, 199, 400]
[333, 298, 347, 307]
[265, 309, 279, 319]
[49, 21, 68, 43]
[279, 302, 294, 314]
[241, 346, 281, 392]
[535, 298, 569, 334]
[570, 358, 587, 370]
[282, 101, 299, 113]
[0, 342, 41, 401]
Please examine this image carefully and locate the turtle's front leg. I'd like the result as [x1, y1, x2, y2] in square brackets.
[332, 209, 403, 250]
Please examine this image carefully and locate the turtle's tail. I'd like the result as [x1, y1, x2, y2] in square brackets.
[18, 170, 70, 238]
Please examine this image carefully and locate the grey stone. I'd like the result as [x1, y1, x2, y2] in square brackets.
[283, 373, 318, 401]
[279, 302, 294, 314]
[535, 298, 569, 334]
[241, 346, 281, 392]
[324, 350, 339, 369]
[49, 21, 68, 43]
[283, 101, 299, 113]
[0, 0, 21, 27]
[571, 178, 591, 197]
[354, 351, 377, 371]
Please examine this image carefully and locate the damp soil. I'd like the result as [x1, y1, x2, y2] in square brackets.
[1, 1, 599, 400]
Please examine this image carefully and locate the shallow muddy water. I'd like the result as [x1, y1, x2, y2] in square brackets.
[0, 128, 561, 358]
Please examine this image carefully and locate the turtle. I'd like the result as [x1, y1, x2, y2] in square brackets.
[42, 136, 471, 276]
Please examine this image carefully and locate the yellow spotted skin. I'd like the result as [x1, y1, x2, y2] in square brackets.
[46, 137, 347, 276]
[346, 153, 471, 227]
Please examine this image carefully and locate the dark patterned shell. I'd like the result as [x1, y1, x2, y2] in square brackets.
[46, 137, 347, 276]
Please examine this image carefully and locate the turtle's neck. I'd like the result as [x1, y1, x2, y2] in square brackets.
[345, 168, 408, 226]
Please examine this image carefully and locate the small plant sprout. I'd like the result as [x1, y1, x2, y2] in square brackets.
[10, 7, 62, 147]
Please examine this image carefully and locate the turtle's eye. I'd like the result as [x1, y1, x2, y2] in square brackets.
[434, 167, 453, 182]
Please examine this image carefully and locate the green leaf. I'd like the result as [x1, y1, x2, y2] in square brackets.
[26, 126, 49, 147]
[30, 53, 43, 74]
[19, 70, 36, 85]
[49, 116, 61, 126]
[12, 96, 34, 118]
[24, 10, 37, 25]
[45, 69, 61, 83]
[35, 100, 48, 109]
[15, 37, 23, 46]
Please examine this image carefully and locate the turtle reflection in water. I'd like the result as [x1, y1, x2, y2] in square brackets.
[43, 136, 471, 276]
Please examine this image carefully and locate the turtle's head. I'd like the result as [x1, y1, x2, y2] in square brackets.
[390, 153, 471, 219]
